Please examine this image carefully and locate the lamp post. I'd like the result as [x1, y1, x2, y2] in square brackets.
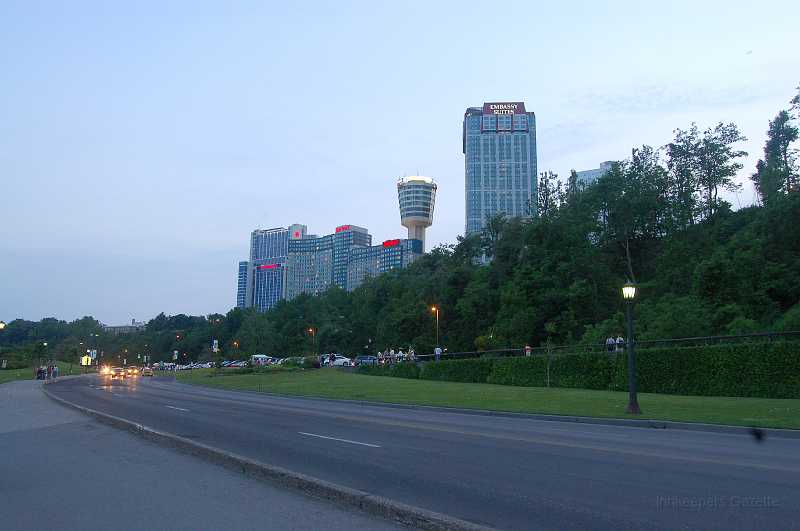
[622, 282, 641, 415]
[307, 328, 316, 356]
[430, 306, 440, 348]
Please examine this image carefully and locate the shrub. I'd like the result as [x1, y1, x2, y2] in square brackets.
[389, 362, 420, 379]
[362, 341, 800, 399]
[420, 358, 494, 383]
[356, 363, 420, 379]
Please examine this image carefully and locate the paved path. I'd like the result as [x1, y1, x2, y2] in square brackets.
[46, 374, 800, 530]
[0, 379, 402, 531]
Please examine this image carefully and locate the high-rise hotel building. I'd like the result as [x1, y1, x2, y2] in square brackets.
[463, 102, 537, 235]
[237, 224, 425, 310]
[284, 224, 372, 299]
[236, 227, 291, 312]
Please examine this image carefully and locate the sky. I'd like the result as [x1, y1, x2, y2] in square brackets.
[1, 0, 798, 325]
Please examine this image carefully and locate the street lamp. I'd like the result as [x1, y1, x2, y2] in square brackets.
[622, 281, 641, 415]
[430, 306, 440, 348]
[307, 327, 316, 355]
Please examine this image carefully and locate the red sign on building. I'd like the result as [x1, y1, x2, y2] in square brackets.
[382, 239, 401, 248]
[335, 225, 351, 233]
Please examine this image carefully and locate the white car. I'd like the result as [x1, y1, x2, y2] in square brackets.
[330, 355, 353, 367]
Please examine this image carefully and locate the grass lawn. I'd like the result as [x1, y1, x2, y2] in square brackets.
[0, 362, 90, 385]
[177, 368, 800, 429]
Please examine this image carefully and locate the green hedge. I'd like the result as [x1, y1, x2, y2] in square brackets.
[357, 363, 420, 379]
[420, 358, 494, 383]
[356, 342, 800, 399]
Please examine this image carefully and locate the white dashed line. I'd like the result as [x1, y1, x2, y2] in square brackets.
[165, 405, 189, 412]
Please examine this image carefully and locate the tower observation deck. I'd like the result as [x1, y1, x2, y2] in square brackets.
[397, 175, 437, 252]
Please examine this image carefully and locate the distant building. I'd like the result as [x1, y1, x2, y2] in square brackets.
[252, 261, 286, 312]
[236, 227, 290, 312]
[575, 161, 614, 186]
[463, 102, 537, 235]
[285, 224, 371, 299]
[347, 238, 423, 290]
[102, 319, 147, 335]
[397, 176, 437, 252]
[236, 261, 249, 309]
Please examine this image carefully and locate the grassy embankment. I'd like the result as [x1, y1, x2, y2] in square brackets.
[177, 367, 800, 429]
[0, 362, 91, 385]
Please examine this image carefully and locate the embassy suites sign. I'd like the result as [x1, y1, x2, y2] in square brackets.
[483, 102, 526, 115]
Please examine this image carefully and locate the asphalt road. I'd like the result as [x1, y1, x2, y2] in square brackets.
[48, 374, 800, 530]
[0, 379, 402, 531]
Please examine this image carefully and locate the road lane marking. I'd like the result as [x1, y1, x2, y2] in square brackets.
[165, 405, 189, 412]
[298, 432, 381, 448]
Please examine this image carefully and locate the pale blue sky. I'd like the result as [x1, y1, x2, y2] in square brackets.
[1, 0, 798, 324]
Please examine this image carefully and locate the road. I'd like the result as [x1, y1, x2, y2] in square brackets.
[48, 374, 800, 530]
[0, 379, 401, 531]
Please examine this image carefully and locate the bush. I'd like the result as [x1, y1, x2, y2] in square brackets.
[356, 363, 420, 379]
[420, 358, 494, 383]
[361, 341, 800, 399]
[303, 356, 321, 369]
[389, 362, 420, 379]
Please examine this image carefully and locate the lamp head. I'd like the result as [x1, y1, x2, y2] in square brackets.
[622, 282, 637, 301]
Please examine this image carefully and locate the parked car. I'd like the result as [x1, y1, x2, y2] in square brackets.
[331, 355, 354, 367]
[354, 355, 378, 366]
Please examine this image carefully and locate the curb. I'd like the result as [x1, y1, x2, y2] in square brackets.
[42, 385, 493, 531]
[169, 377, 800, 440]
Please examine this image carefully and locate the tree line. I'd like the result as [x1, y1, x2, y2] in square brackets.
[2, 87, 798, 365]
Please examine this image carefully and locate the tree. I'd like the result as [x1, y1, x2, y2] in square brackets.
[480, 213, 508, 259]
[696, 123, 747, 218]
[667, 123, 747, 219]
[537, 171, 561, 219]
[751, 110, 799, 203]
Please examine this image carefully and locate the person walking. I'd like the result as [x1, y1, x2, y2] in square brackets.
[605, 336, 616, 353]
[434, 346, 442, 362]
[53, 364, 59, 380]
[616, 335, 625, 353]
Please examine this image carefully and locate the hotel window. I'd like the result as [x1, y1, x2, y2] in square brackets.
[482, 115, 496, 131]
[497, 115, 512, 131]
[513, 115, 527, 131]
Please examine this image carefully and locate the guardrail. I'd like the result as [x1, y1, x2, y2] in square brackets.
[415, 330, 800, 362]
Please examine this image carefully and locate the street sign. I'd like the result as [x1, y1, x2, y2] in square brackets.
[173, 350, 178, 361]
[212, 339, 219, 353]
[80, 355, 92, 366]
[90, 349, 97, 359]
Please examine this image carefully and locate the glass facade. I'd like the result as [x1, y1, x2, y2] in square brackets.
[463, 102, 537, 235]
[252, 262, 285, 312]
[285, 225, 372, 298]
[250, 228, 289, 262]
[347, 239, 423, 291]
[236, 261, 249, 309]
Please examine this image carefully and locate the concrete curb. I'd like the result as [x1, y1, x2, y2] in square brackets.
[42, 385, 493, 531]
[169, 377, 800, 440]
